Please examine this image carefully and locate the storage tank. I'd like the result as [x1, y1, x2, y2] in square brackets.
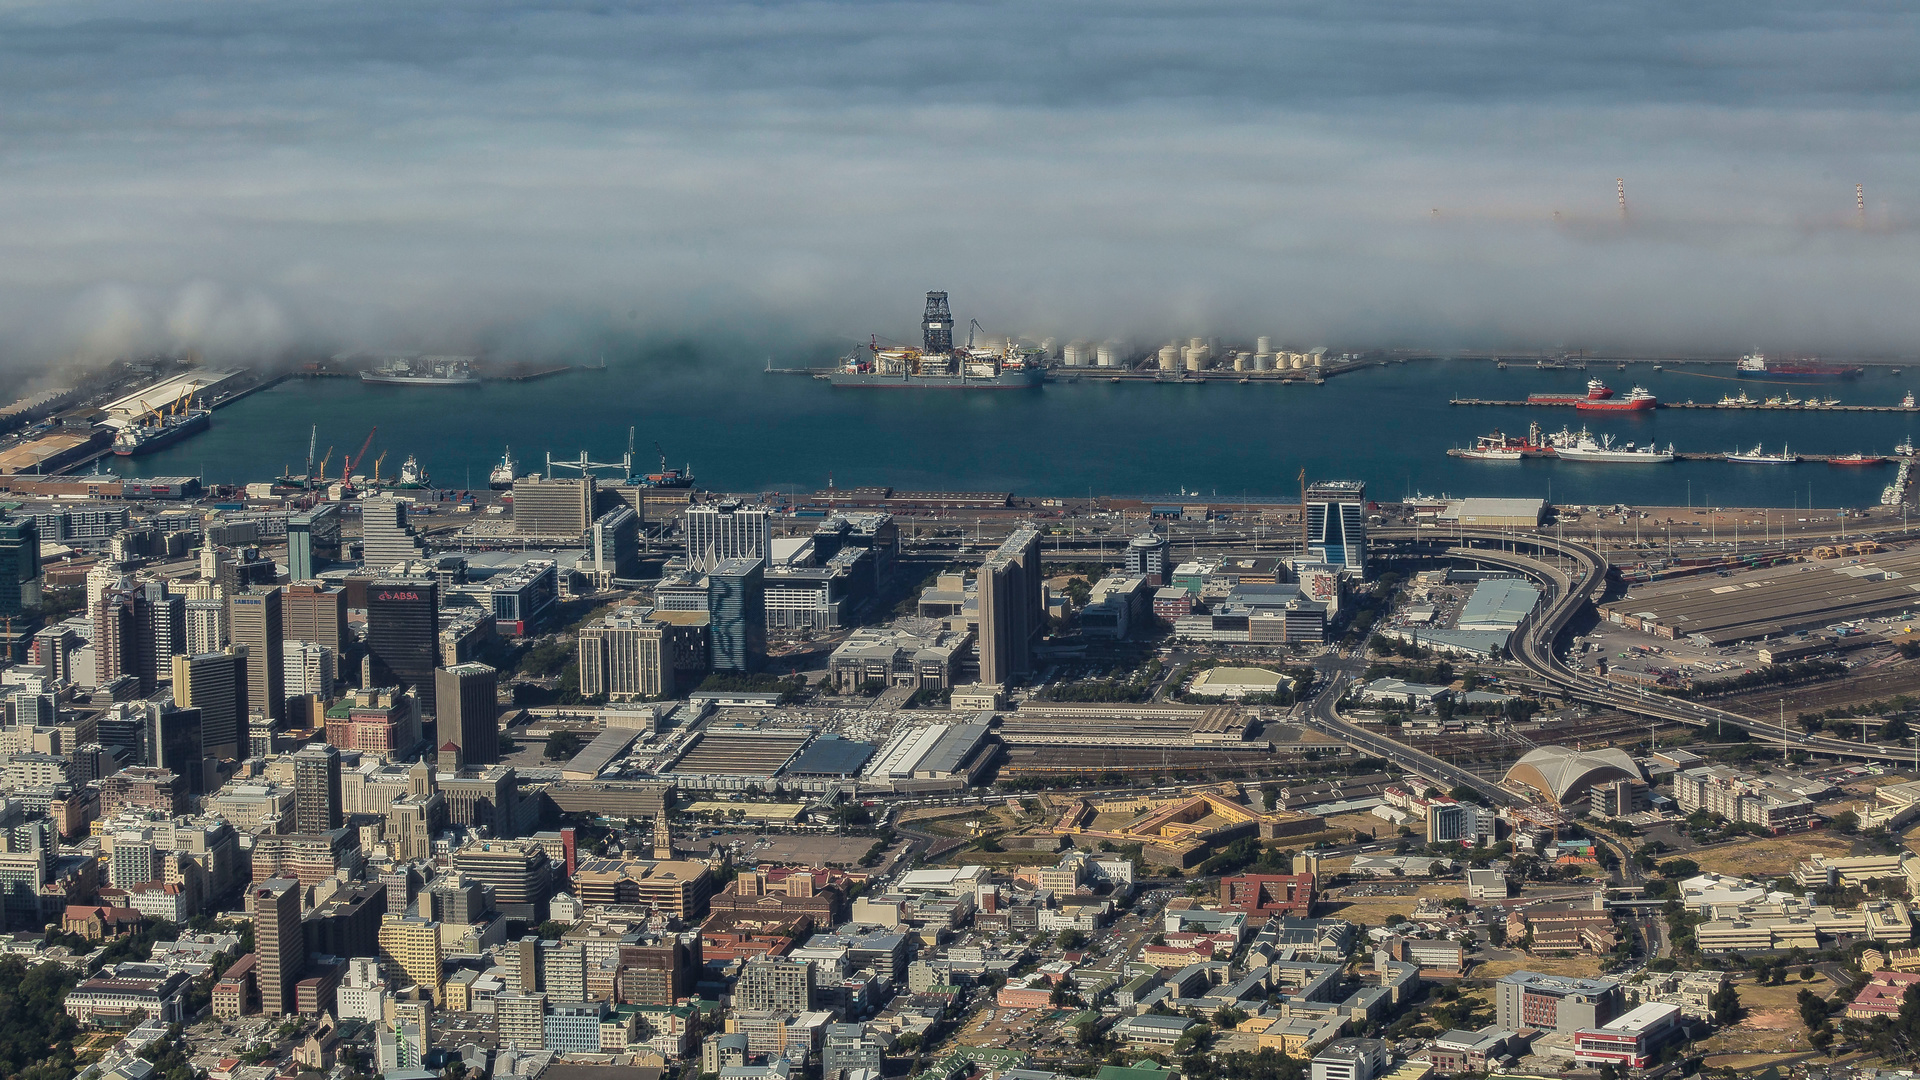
[1062, 341, 1087, 366]
[1041, 337, 1059, 358]
[1256, 335, 1273, 355]
[1290, 353, 1305, 369]
[1188, 337, 1205, 351]
[1311, 347, 1327, 367]
[1096, 342, 1119, 367]
[1157, 345, 1180, 371]
[1254, 352, 1274, 371]
[1232, 353, 1248, 372]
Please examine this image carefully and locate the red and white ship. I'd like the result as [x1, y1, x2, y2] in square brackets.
[1447, 423, 1555, 460]
[1526, 378, 1614, 405]
[1828, 453, 1888, 466]
[1576, 385, 1657, 411]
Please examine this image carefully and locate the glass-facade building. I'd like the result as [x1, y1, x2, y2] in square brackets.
[708, 557, 766, 673]
[366, 578, 440, 713]
[1306, 481, 1368, 578]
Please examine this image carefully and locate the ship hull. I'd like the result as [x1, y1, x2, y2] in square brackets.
[1575, 400, 1656, 411]
[1554, 450, 1673, 463]
[830, 368, 1044, 389]
[360, 373, 482, 386]
[1735, 368, 1863, 381]
[113, 411, 212, 455]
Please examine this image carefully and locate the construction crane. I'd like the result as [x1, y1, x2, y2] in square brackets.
[345, 426, 378, 479]
[549, 428, 635, 481]
[304, 425, 317, 490]
[967, 318, 985, 350]
[316, 447, 335, 483]
[373, 450, 388, 484]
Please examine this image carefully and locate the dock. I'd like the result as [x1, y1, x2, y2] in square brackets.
[1450, 398, 1918, 413]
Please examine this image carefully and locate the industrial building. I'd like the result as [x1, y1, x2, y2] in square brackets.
[1599, 546, 1920, 644]
[1437, 498, 1548, 528]
[861, 720, 995, 789]
[1456, 578, 1540, 632]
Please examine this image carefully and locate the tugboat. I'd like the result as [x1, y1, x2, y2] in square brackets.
[490, 447, 517, 490]
[1905, 391, 1916, 409]
[1829, 453, 1888, 466]
[391, 454, 430, 488]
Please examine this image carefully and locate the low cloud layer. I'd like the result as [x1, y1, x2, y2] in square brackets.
[1, 1, 1917, 365]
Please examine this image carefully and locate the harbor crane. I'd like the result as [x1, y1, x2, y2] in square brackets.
[304, 425, 317, 490]
[345, 426, 378, 479]
[549, 426, 637, 481]
[316, 447, 335, 484]
[373, 450, 389, 484]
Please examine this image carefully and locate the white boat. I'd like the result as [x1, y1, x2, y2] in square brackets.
[1820, 397, 1841, 406]
[360, 355, 481, 386]
[1726, 443, 1798, 464]
[490, 447, 516, 490]
[1716, 391, 1755, 406]
[1905, 391, 1916, 409]
[1548, 427, 1675, 463]
[1450, 446, 1523, 460]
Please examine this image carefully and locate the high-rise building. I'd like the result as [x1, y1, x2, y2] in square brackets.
[366, 578, 440, 714]
[230, 588, 285, 722]
[284, 641, 335, 699]
[173, 648, 249, 761]
[1126, 531, 1170, 586]
[377, 913, 445, 1004]
[708, 558, 765, 674]
[93, 583, 155, 691]
[685, 501, 770, 571]
[185, 598, 228, 655]
[149, 705, 205, 793]
[1306, 480, 1368, 577]
[145, 584, 185, 679]
[977, 526, 1043, 686]
[435, 663, 499, 767]
[287, 504, 343, 582]
[736, 957, 814, 1013]
[588, 505, 643, 583]
[0, 514, 40, 660]
[495, 990, 549, 1050]
[254, 877, 305, 1016]
[577, 609, 707, 700]
[283, 582, 347, 656]
[108, 835, 157, 888]
[451, 841, 552, 922]
[294, 743, 343, 833]
[511, 477, 595, 538]
[361, 497, 429, 571]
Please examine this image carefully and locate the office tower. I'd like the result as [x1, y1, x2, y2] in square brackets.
[94, 583, 156, 692]
[977, 526, 1043, 686]
[287, 503, 343, 581]
[1126, 531, 1170, 586]
[435, 663, 499, 767]
[495, 991, 549, 1050]
[108, 835, 157, 888]
[578, 611, 691, 700]
[707, 558, 765, 674]
[294, 743, 343, 833]
[366, 578, 439, 714]
[362, 496, 429, 571]
[0, 514, 39, 660]
[146, 584, 185, 678]
[588, 505, 642, 582]
[283, 582, 347, 655]
[511, 476, 594, 538]
[685, 501, 770, 570]
[284, 641, 336, 699]
[149, 705, 205, 793]
[174, 648, 249, 761]
[30, 625, 77, 683]
[186, 598, 228, 655]
[1305, 480, 1368, 576]
[737, 957, 814, 1013]
[451, 841, 552, 922]
[540, 940, 586, 1000]
[230, 588, 285, 722]
[254, 877, 305, 1016]
[377, 913, 446, 1004]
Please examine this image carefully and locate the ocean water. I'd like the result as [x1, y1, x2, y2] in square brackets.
[111, 350, 1920, 510]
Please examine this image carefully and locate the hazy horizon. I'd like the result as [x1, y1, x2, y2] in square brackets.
[3, 1, 1919, 368]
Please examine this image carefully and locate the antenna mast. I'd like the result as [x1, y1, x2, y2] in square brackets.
[1617, 178, 1627, 221]
[1858, 184, 1867, 228]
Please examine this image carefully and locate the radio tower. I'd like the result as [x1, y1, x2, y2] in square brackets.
[1858, 184, 1867, 228]
[1617, 178, 1627, 221]
[922, 292, 954, 355]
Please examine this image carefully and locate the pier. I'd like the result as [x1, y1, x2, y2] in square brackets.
[1449, 397, 1919, 413]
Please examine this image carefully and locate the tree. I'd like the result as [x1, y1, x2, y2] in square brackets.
[1709, 982, 1741, 1026]
[1887, 714, 1914, 743]
[544, 730, 584, 760]
[1058, 929, 1088, 951]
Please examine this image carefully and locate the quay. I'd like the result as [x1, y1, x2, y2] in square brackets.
[1450, 397, 1919, 413]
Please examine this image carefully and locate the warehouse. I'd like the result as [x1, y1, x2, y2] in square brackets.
[664, 729, 811, 781]
[1438, 498, 1548, 528]
[1600, 547, 1920, 644]
[1457, 578, 1541, 631]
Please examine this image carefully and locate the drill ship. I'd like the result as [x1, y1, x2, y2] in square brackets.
[831, 292, 1046, 389]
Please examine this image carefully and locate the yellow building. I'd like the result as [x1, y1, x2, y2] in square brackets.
[378, 914, 446, 1004]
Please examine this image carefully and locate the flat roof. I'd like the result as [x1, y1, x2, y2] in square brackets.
[1590, 1001, 1681, 1034]
[1458, 578, 1540, 630]
[783, 736, 876, 777]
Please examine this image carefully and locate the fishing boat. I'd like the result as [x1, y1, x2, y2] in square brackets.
[1763, 396, 1785, 407]
[1820, 397, 1841, 406]
[1727, 443, 1798, 464]
[1717, 391, 1755, 406]
[1575, 385, 1656, 411]
[1547, 427, 1675, 463]
[1829, 453, 1888, 466]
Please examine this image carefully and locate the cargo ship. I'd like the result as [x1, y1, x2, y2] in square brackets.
[1526, 378, 1614, 405]
[113, 389, 211, 456]
[391, 455, 430, 488]
[360, 355, 482, 386]
[1829, 453, 1887, 466]
[1576, 386, 1657, 411]
[490, 448, 517, 490]
[832, 292, 1046, 389]
[1448, 424, 1553, 460]
[1547, 427, 1674, 463]
[641, 445, 695, 488]
[1735, 353, 1864, 381]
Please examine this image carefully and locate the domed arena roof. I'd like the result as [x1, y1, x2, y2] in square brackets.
[1502, 745, 1642, 804]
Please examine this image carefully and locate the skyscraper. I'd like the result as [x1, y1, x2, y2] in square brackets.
[361, 496, 429, 571]
[254, 877, 305, 1016]
[685, 501, 770, 570]
[146, 584, 185, 680]
[284, 641, 336, 699]
[149, 704, 205, 793]
[1125, 531, 1169, 586]
[174, 648, 249, 761]
[511, 476, 595, 538]
[0, 514, 40, 660]
[185, 597, 228, 655]
[708, 558, 765, 674]
[283, 582, 347, 656]
[1305, 480, 1368, 577]
[230, 587, 285, 722]
[293, 743, 343, 832]
[435, 663, 499, 767]
[366, 578, 440, 713]
[977, 526, 1043, 686]
[286, 503, 342, 581]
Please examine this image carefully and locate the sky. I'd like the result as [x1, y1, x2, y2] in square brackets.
[0, 0, 1917, 366]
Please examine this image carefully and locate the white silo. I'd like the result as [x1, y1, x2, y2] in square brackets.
[1290, 353, 1305, 369]
[1254, 352, 1274, 371]
[1062, 341, 1085, 367]
[1157, 344, 1180, 371]
[1256, 335, 1273, 355]
[1310, 347, 1327, 367]
[1232, 352, 1248, 372]
[1041, 336, 1059, 358]
[1096, 342, 1119, 367]
[1188, 337, 1205, 351]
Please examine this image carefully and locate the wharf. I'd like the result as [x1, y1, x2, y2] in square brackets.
[1450, 398, 1918, 413]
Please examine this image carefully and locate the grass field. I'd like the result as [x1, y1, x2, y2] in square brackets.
[1473, 953, 1609, 981]
[1689, 833, 1855, 878]
[1318, 883, 1462, 926]
[1691, 971, 1839, 1057]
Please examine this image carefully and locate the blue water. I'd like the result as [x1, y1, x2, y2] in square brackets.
[110, 350, 1920, 509]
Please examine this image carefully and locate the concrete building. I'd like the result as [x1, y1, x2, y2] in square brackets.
[293, 743, 343, 833]
[1305, 481, 1367, 577]
[1495, 971, 1622, 1034]
[229, 587, 285, 723]
[977, 527, 1042, 686]
[362, 497, 429, 570]
[173, 648, 248, 762]
[686, 501, 772, 570]
[378, 913, 446, 1004]
[709, 558, 766, 674]
[513, 477, 595, 538]
[436, 663, 500, 767]
[254, 878, 305, 1016]
[1311, 1039, 1390, 1080]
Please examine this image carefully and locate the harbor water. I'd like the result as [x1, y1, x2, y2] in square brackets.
[109, 351, 1920, 510]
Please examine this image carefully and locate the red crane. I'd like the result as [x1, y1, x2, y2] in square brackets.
[346, 426, 378, 478]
